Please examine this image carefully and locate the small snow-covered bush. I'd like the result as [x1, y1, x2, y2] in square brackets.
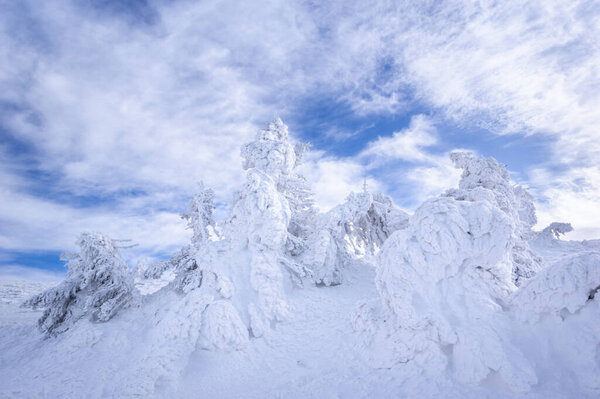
[538, 222, 574, 241]
[23, 232, 136, 335]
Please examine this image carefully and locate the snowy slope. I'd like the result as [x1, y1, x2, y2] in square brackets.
[0, 239, 597, 399]
[0, 280, 57, 327]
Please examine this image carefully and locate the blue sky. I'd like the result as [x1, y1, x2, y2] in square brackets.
[1, 0, 599, 280]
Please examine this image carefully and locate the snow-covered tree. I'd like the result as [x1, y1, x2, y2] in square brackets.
[167, 118, 310, 339]
[356, 192, 409, 256]
[280, 142, 318, 257]
[221, 118, 300, 335]
[365, 197, 536, 391]
[538, 222, 574, 240]
[181, 182, 217, 247]
[23, 232, 136, 336]
[445, 151, 543, 285]
[303, 191, 373, 286]
[302, 188, 408, 286]
[142, 183, 217, 281]
[143, 245, 198, 289]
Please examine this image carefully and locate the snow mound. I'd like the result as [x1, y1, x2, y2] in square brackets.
[510, 249, 600, 391]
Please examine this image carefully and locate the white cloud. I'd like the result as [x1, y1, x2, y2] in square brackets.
[299, 151, 382, 211]
[405, 164, 461, 204]
[360, 114, 438, 163]
[0, 172, 190, 260]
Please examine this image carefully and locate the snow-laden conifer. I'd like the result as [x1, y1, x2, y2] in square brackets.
[23, 232, 136, 335]
[181, 182, 217, 247]
[303, 189, 408, 286]
[445, 151, 543, 285]
[368, 196, 537, 391]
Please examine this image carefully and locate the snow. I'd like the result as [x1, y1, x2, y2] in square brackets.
[2, 245, 598, 398]
[1, 122, 599, 398]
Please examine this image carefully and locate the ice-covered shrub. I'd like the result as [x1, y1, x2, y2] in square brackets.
[23, 232, 136, 335]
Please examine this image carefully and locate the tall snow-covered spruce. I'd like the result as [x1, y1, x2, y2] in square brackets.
[157, 118, 314, 342]
[23, 232, 136, 335]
